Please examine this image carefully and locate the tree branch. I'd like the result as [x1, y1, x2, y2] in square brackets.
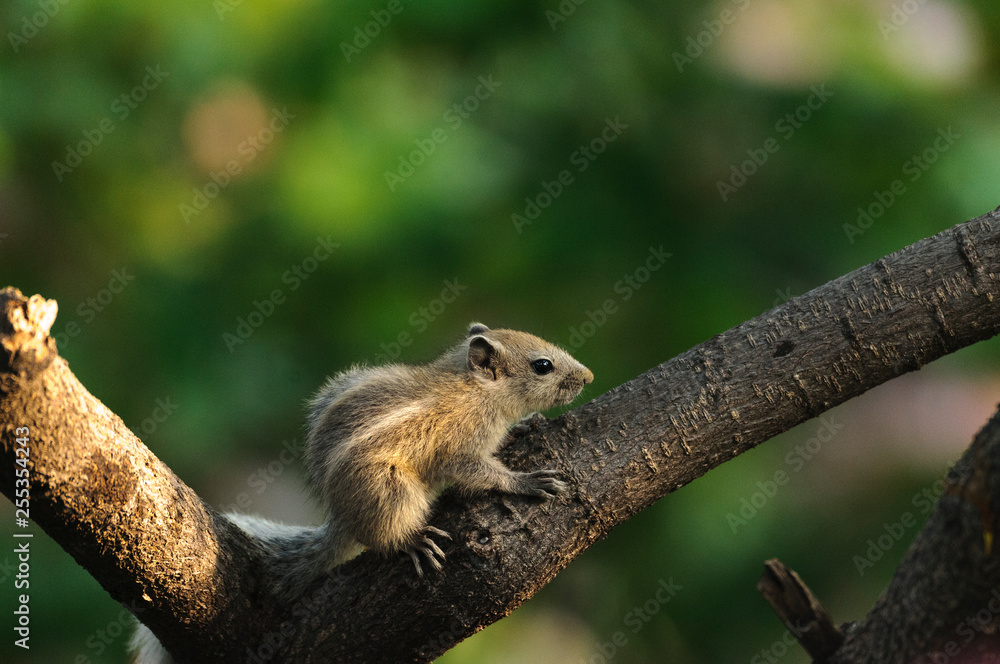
[828, 402, 1000, 663]
[2, 208, 1000, 662]
[0, 289, 263, 659]
[757, 559, 843, 661]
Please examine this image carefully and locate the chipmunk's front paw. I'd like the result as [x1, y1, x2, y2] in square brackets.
[514, 469, 567, 499]
[403, 526, 452, 577]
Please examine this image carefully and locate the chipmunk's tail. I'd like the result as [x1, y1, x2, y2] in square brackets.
[129, 513, 363, 663]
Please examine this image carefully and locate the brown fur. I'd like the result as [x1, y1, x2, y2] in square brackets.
[130, 323, 593, 663]
[305, 322, 594, 573]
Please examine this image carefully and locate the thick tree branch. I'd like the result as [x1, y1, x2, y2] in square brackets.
[2, 208, 1000, 662]
[828, 403, 1000, 663]
[0, 290, 267, 658]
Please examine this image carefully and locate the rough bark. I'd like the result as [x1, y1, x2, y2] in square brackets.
[758, 558, 843, 661]
[1, 207, 1000, 663]
[828, 404, 1000, 664]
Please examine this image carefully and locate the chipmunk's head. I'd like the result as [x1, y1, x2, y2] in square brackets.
[462, 322, 593, 418]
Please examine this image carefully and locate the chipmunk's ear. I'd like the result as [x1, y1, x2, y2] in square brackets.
[468, 335, 501, 380]
[468, 322, 489, 336]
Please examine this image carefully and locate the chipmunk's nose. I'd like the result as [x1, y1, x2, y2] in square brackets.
[582, 368, 594, 384]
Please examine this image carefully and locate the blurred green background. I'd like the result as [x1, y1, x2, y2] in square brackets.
[2, 0, 1000, 662]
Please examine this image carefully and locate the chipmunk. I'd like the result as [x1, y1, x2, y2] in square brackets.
[131, 323, 593, 663]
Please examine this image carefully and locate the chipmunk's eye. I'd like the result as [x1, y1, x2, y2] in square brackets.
[531, 359, 554, 375]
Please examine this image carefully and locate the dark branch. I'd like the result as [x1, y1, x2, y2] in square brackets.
[828, 403, 1000, 664]
[2, 208, 1000, 662]
[758, 559, 843, 661]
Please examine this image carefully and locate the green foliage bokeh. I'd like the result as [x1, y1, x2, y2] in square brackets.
[2, 0, 1000, 662]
